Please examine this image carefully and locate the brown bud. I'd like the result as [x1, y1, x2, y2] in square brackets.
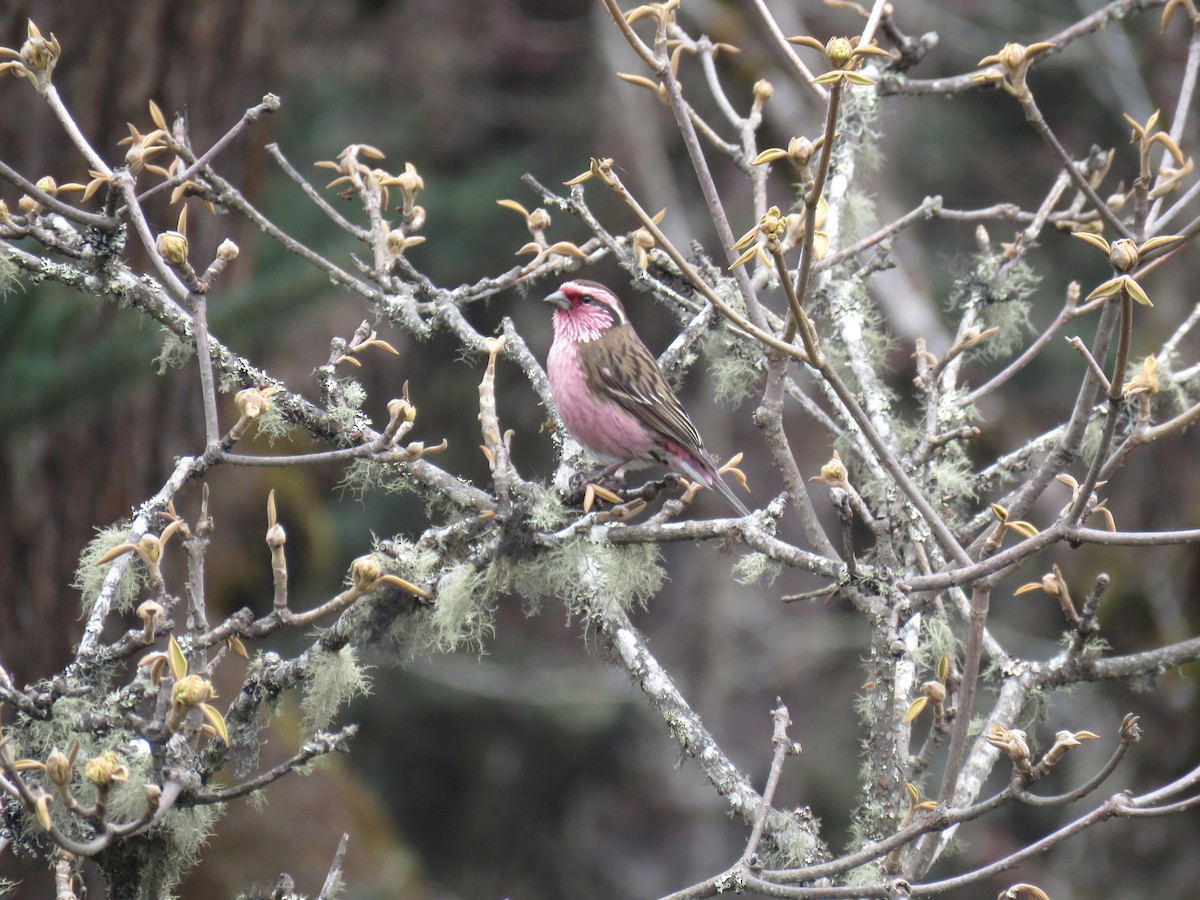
[156, 230, 189, 266]
[137, 599, 164, 622]
[84, 751, 129, 790]
[34, 793, 53, 831]
[137, 534, 162, 565]
[125, 143, 147, 171]
[17, 21, 62, 82]
[921, 680, 947, 705]
[350, 554, 382, 592]
[388, 397, 416, 423]
[44, 748, 72, 787]
[760, 205, 786, 242]
[753, 79, 774, 101]
[1108, 238, 1139, 272]
[788, 136, 815, 167]
[826, 36, 854, 68]
[396, 162, 424, 198]
[235, 387, 271, 420]
[137, 599, 164, 641]
[817, 452, 848, 487]
[265, 522, 287, 549]
[171, 674, 215, 719]
[996, 42, 1028, 72]
[386, 229, 408, 255]
[1124, 354, 1160, 398]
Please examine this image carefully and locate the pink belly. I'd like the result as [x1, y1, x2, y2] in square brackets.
[547, 341, 653, 464]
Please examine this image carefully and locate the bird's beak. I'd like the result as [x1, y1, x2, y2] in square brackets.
[544, 289, 570, 310]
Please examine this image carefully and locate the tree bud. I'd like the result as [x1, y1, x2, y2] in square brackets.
[1108, 238, 1139, 272]
[156, 230, 189, 266]
[350, 554, 382, 592]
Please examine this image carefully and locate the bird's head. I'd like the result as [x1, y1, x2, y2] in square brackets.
[545, 280, 628, 343]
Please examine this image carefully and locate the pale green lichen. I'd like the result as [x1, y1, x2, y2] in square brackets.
[1152, 355, 1190, 415]
[947, 250, 1038, 362]
[338, 459, 414, 501]
[844, 860, 887, 887]
[217, 368, 243, 394]
[0, 247, 17, 296]
[1077, 415, 1107, 464]
[915, 608, 958, 672]
[3, 719, 217, 896]
[349, 540, 497, 659]
[423, 561, 494, 653]
[251, 402, 294, 446]
[301, 644, 372, 732]
[125, 803, 224, 896]
[498, 538, 664, 617]
[586, 541, 664, 613]
[73, 522, 147, 616]
[763, 815, 824, 869]
[524, 485, 571, 531]
[732, 551, 781, 586]
[151, 329, 194, 375]
[704, 331, 760, 405]
[842, 190, 878, 242]
[328, 381, 368, 429]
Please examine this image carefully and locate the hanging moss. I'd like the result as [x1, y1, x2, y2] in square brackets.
[947, 250, 1038, 362]
[496, 536, 665, 617]
[251, 403, 295, 446]
[73, 522, 147, 616]
[916, 607, 958, 673]
[0, 246, 17, 293]
[328, 380, 368, 429]
[301, 644, 372, 733]
[704, 331, 761, 405]
[422, 561, 495, 653]
[96, 803, 224, 900]
[523, 485, 571, 531]
[337, 459, 414, 501]
[732, 551, 782, 586]
[763, 816, 825, 869]
[151, 328, 194, 375]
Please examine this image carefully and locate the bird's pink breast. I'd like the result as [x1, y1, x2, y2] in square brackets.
[547, 336, 655, 464]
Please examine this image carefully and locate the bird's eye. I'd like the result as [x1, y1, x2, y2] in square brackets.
[580, 294, 595, 305]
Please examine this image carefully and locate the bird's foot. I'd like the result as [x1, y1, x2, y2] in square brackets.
[621, 476, 677, 505]
[563, 472, 678, 520]
[566, 471, 623, 507]
[568, 467, 623, 497]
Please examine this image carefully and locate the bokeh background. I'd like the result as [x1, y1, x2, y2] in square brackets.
[2, 1, 1199, 897]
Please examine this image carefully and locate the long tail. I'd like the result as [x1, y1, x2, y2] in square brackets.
[709, 471, 751, 516]
[672, 448, 752, 516]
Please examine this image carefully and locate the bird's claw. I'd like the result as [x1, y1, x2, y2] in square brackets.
[581, 481, 626, 512]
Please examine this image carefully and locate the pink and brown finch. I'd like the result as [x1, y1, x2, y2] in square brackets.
[545, 279, 750, 516]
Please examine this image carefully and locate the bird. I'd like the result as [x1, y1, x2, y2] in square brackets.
[544, 279, 750, 516]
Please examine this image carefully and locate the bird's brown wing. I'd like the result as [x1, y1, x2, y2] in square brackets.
[580, 324, 708, 459]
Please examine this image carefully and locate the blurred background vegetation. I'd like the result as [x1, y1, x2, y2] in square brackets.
[2, 0, 1198, 896]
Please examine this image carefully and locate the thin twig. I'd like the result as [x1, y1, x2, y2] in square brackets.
[135, 94, 281, 204]
[742, 702, 798, 864]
